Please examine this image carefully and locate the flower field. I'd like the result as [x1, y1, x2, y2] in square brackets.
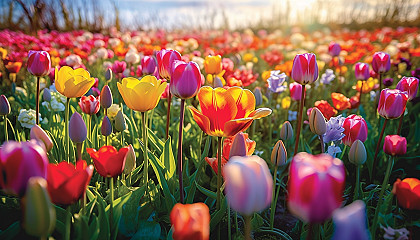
[0, 13, 420, 240]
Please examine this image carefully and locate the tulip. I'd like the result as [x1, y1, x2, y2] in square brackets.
[331, 92, 351, 111]
[100, 85, 113, 109]
[123, 145, 136, 175]
[291, 53, 319, 85]
[280, 121, 293, 141]
[30, 125, 53, 152]
[43, 88, 51, 102]
[204, 55, 222, 75]
[0, 140, 48, 196]
[47, 160, 93, 205]
[354, 62, 370, 81]
[392, 178, 420, 210]
[332, 200, 369, 240]
[111, 61, 127, 75]
[118, 76, 167, 112]
[105, 68, 113, 81]
[253, 87, 263, 106]
[55, 66, 95, 98]
[348, 140, 367, 166]
[27, 50, 51, 77]
[101, 115, 112, 137]
[79, 95, 100, 115]
[289, 82, 302, 101]
[271, 140, 287, 167]
[383, 78, 393, 87]
[309, 107, 327, 136]
[372, 52, 391, 74]
[69, 112, 87, 143]
[328, 42, 341, 57]
[87, 146, 129, 178]
[157, 49, 182, 80]
[396, 76, 419, 101]
[170, 203, 210, 240]
[383, 135, 407, 156]
[5, 61, 22, 74]
[141, 55, 158, 76]
[342, 114, 368, 146]
[114, 110, 127, 132]
[23, 177, 55, 238]
[1, 95, 11, 141]
[288, 153, 345, 223]
[170, 60, 202, 99]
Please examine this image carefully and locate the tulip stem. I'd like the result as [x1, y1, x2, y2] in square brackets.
[354, 165, 360, 201]
[244, 215, 252, 240]
[87, 115, 91, 141]
[359, 80, 364, 108]
[3, 116, 8, 142]
[165, 92, 172, 139]
[76, 143, 82, 161]
[306, 223, 313, 240]
[371, 155, 394, 239]
[35, 76, 40, 125]
[228, 205, 232, 240]
[319, 135, 325, 153]
[270, 165, 279, 230]
[109, 177, 114, 232]
[141, 112, 149, 192]
[269, 96, 273, 144]
[397, 116, 403, 136]
[216, 136, 223, 210]
[105, 108, 108, 146]
[294, 86, 306, 156]
[373, 119, 388, 179]
[177, 99, 185, 203]
[65, 98, 70, 163]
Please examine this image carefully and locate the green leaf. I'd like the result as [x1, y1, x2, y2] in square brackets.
[160, 136, 176, 182]
[119, 186, 146, 237]
[73, 214, 89, 240]
[130, 220, 161, 240]
[195, 181, 217, 199]
[210, 197, 227, 232]
[0, 221, 20, 240]
[105, 191, 133, 240]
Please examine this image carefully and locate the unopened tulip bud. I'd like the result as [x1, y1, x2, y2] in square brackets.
[280, 121, 293, 141]
[100, 85, 113, 109]
[30, 125, 53, 152]
[309, 107, 327, 135]
[101, 116, 112, 136]
[23, 177, 56, 238]
[348, 140, 367, 165]
[114, 110, 127, 132]
[43, 88, 51, 102]
[332, 200, 369, 240]
[69, 112, 87, 143]
[213, 76, 224, 88]
[229, 133, 248, 159]
[105, 68, 113, 81]
[123, 145, 136, 174]
[0, 95, 11, 116]
[271, 140, 287, 166]
[254, 87, 263, 106]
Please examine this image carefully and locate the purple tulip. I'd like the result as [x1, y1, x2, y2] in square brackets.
[170, 60, 202, 99]
[383, 78, 394, 87]
[27, 50, 51, 77]
[141, 56, 158, 76]
[229, 132, 248, 159]
[291, 53, 319, 85]
[0, 95, 11, 116]
[101, 116, 112, 136]
[100, 85, 113, 109]
[0, 140, 48, 196]
[328, 42, 341, 57]
[69, 112, 87, 143]
[372, 52, 391, 74]
[354, 62, 370, 81]
[332, 200, 369, 240]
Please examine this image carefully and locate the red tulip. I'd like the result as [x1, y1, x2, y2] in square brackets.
[288, 153, 345, 223]
[27, 51, 51, 77]
[377, 89, 408, 119]
[157, 49, 181, 80]
[291, 53, 319, 85]
[372, 52, 391, 73]
[47, 160, 93, 205]
[383, 135, 407, 156]
[354, 62, 370, 81]
[79, 95, 100, 115]
[170, 203, 210, 240]
[392, 178, 420, 210]
[396, 76, 419, 100]
[342, 114, 368, 146]
[86, 146, 129, 178]
[170, 60, 202, 99]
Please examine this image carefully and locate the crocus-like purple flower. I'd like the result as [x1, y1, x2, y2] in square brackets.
[320, 69, 335, 85]
[332, 200, 369, 240]
[69, 112, 87, 143]
[323, 115, 345, 143]
[170, 60, 202, 99]
[267, 70, 287, 93]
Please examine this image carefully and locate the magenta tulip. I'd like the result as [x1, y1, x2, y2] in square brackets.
[378, 89, 408, 119]
[291, 53, 319, 85]
[289, 82, 302, 101]
[342, 114, 368, 146]
[0, 140, 48, 196]
[396, 76, 419, 100]
[288, 153, 345, 223]
[157, 49, 182, 80]
[383, 135, 407, 156]
[372, 52, 391, 74]
[328, 42, 341, 57]
[354, 62, 370, 81]
[27, 51, 51, 77]
[170, 61, 202, 99]
[141, 56, 158, 76]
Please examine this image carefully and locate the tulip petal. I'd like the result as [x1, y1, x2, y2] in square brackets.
[223, 118, 253, 137]
[248, 108, 272, 119]
[188, 106, 212, 136]
[227, 87, 256, 118]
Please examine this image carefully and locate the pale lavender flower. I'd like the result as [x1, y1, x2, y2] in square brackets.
[267, 70, 287, 93]
[327, 145, 342, 158]
[320, 69, 335, 85]
[323, 115, 345, 143]
[370, 91, 377, 102]
[382, 226, 409, 240]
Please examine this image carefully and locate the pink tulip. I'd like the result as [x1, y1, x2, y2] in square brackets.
[79, 95, 100, 115]
[290, 82, 302, 101]
[111, 61, 127, 74]
[328, 42, 341, 57]
[170, 60, 202, 99]
[27, 50, 51, 77]
[354, 62, 370, 81]
[377, 89, 408, 119]
[30, 125, 53, 152]
[372, 52, 391, 74]
[223, 155, 272, 216]
[291, 53, 319, 85]
[156, 49, 181, 80]
[342, 114, 368, 146]
[288, 153, 345, 223]
[396, 76, 419, 100]
[383, 135, 407, 156]
[141, 56, 158, 76]
[0, 140, 48, 196]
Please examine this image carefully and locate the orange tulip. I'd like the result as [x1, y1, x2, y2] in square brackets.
[188, 86, 271, 137]
[170, 203, 210, 240]
[331, 93, 351, 111]
[392, 178, 420, 210]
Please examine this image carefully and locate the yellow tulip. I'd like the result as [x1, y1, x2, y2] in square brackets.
[118, 75, 167, 112]
[55, 66, 95, 98]
[204, 55, 222, 75]
[281, 96, 291, 109]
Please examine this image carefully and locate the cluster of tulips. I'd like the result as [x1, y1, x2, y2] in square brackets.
[0, 26, 420, 240]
